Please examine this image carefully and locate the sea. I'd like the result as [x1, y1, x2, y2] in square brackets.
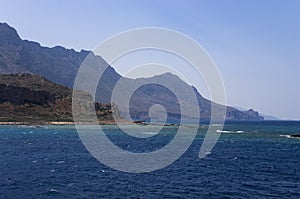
[0, 121, 299, 198]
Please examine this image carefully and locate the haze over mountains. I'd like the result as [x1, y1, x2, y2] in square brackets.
[0, 22, 263, 122]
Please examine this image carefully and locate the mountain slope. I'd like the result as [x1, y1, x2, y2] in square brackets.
[0, 22, 263, 121]
[0, 73, 117, 123]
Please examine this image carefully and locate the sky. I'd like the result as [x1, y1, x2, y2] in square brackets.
[0, 0, 299, 120]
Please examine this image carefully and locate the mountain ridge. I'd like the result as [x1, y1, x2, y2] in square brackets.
[0, 22, 263, 121]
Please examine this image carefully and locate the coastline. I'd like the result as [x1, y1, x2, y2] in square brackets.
[0, 121, 78, 125]
[0, 120, 133, 125]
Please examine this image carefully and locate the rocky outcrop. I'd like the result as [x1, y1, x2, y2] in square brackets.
[290, 135, 300, 138]
[0, 84, 54, 105]
[226, 108, 263, 121]
[0, 74, 118, 123]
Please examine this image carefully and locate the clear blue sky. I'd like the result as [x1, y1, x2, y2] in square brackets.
[0, 0, 299, 120]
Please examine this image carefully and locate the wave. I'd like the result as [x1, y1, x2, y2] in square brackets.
[217, 130, 244, 134]
[212, 124, 222, 127]
[48, 188, 60, 194]
[143, 132, 158, 135]
[280, 134, 291, 138]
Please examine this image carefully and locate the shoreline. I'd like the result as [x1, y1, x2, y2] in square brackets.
[0, 120, 133, 125]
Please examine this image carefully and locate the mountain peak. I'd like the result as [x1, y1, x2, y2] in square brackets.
[0, 22, 21, 46]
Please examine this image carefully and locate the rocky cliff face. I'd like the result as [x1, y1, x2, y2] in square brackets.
[226, 107, 262, 121]
[0, 74, 117, 123]
[0, 22, 263, 121]
[0, 84, 54, 105]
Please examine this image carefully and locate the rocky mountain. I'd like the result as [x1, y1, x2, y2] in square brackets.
[0, 22, 263, 121]
[235, 106, 279, 121]
[105, 73, 263, 121]
[0, 73, 117, 123]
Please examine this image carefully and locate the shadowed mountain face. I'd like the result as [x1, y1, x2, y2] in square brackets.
[0, 23, 90, 87]
[0, 22, 263, 121]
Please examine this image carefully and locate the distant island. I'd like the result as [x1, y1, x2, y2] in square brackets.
[0, 22, 264, 123]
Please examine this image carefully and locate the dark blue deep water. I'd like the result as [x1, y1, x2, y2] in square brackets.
[0, 121, 299, 198]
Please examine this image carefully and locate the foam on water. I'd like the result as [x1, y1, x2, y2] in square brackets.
[216, 130, 244, 134]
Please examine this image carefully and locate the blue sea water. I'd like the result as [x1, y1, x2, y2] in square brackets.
[0, 121, 299, 198]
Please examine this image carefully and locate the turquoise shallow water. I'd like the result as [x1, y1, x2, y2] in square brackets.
[0, 121, 299, 198]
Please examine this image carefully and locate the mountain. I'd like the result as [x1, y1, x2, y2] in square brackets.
[106, 73, 263, 121]
[0, 22, 263, 121]
[0, 73, 118, 124]
[234, 106, 279, 121]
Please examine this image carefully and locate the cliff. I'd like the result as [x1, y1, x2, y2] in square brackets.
[0, 73, 117, 123]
